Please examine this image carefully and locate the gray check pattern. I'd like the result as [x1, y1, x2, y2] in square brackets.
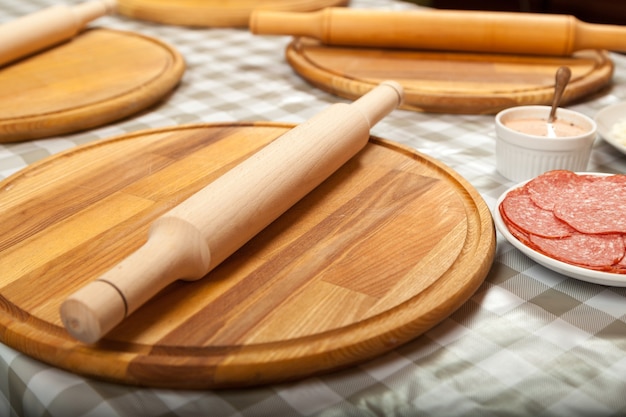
[2, 0, 626, 416]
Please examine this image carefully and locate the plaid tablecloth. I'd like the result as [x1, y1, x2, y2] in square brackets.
[2, 1, 626, 416]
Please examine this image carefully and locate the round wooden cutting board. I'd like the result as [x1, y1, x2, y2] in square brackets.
[286, 37, 614, 114]
[116, 0, 349, 27]
[0, 28, 185, 143]
[0, 123, 495, 389]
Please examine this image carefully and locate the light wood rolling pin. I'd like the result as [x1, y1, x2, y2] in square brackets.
[60, 81, 404, 344]
[250, 7, 626, 56]
[0, 0, 117, 68]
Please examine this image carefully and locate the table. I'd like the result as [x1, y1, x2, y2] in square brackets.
[2, 1, 626, 416]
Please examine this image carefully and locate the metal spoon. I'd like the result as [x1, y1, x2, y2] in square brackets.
[547, 66, 572, 137]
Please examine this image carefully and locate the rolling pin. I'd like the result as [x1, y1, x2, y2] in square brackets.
[250, 7, 626, 56]
[60, 81, 404, 344]
[0, 0, 117, 68]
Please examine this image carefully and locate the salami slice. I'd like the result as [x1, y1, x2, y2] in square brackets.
[613, 254, 626, 273]
[499, 204, 531, 245]
[500, 186, 574, 238]
[604, 174, 626, 185]
[553, 179, 626, 234]
[525, 170, 590, 211]
[528, 233, 625, 269]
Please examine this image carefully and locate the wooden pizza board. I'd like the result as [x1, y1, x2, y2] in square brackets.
[0, 28, 185, 143]
[286, 37, 614, 114]
[116, 0, 349, 27]
[0, 123, 495, 389]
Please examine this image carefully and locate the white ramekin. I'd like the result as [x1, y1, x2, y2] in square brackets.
[495, 105, 597, 182]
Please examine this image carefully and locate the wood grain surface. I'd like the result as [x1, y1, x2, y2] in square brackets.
[286, 37, 614, 114]
[116, 0, 349, 27]
[0, 28, 184, 142]
[0, 123, 495, 389]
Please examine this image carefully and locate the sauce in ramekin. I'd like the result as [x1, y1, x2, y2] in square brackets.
[505, 118, 587, 137]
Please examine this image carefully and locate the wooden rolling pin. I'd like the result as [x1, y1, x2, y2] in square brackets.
[60, 81, 404, 344]
[250, 7, 626, 56]
[0, 0, 117, 68]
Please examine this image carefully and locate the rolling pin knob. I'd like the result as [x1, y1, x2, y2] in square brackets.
[61, 217, 211, 343]
[60, 281, 127, 344]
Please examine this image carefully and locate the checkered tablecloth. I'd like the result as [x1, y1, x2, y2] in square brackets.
[2, 0, 626, 416]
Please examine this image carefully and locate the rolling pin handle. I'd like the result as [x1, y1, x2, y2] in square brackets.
[352, 81, 404, 127]
[0, 0, 117, 68]
[249, 9, 323, 40]
[60, 217, 211, 344]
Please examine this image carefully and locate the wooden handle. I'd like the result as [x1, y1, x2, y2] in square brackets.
[0, 0, 116, 68]
[60, 81, 404, 344]
[548, 66, 572, 123]
[250, 8, 626, 56]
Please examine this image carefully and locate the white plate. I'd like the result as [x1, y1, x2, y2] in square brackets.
[595, 102, 626, 155]
[494, 174, 626, 287]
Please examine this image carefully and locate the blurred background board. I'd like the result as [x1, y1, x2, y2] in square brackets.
[286, 38, 614, 114]
[116, 0, 349, 27]
[0, 28, 185, 142]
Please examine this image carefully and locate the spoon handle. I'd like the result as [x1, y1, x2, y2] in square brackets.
[549, 66, 572, 122]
